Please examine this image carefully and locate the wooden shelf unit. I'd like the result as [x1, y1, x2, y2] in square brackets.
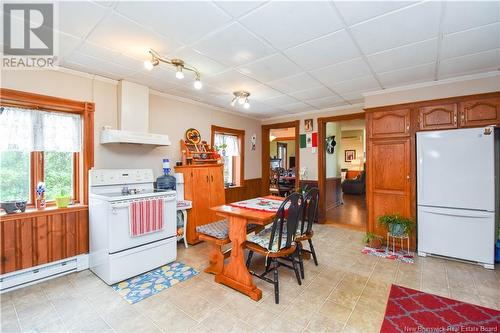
[180, 140, 219, 165]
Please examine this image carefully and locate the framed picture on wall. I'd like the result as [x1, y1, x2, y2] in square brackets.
[345, 150, 356, 162]
[304, 119, 313, 132]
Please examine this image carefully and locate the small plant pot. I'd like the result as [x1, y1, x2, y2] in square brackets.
[36, 197, 46, 210]
[55, 196, 70, 208]
[368, 238, 383, 249]
[388, 223, 406, 237]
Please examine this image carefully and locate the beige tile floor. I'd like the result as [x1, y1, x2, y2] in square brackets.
[1, 225, 499, 333]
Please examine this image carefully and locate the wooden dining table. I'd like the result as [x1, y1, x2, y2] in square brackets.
[210, 195, 284, 301]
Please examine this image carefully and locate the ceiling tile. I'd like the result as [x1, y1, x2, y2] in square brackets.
[63, 52, 132, 80]
[305, 95, 345, 109]
[237, 54, 302, 82]
[267, 73, 322, 94]
[367, 38, 438, 73]
[350, 1, 441, 55]
[441, 23, 500, 60]
[378, 63, 436, 88]
[339, 92, 364, 103]
[309, 58, 372, 86]
[58, 32, 82, 60]
[334, 1, 417, 26]
[203, 69, 260, 91]
[443, 1, 500, 34]
[284, 30, 360, 71]
[261, 94, 300, 107]
[77, 41, 159, 74]
[439, 49, 500, 79]
[114, 1, 231, 44]
[167, 47, 227, 77]
[327, 75, 380, 94]
[289, 86, 333, 101]
[59, 1, 108, 38]
[279, 102, 315, 113]
[240, 1, 343, 50]
[86, 12, 182, 59]
[192, 22, 274, 66]
[214, 1, 265, 18]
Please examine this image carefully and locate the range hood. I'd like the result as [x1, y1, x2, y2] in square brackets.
[100, 81, 171, 146]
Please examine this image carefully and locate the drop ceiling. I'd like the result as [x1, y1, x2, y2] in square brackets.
[35, 1, 500, 118]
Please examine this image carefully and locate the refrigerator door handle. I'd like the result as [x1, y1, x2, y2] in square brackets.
[419, 206, 492, 219]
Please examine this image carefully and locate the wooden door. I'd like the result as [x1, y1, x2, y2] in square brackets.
[191, 167, 211, 239]
[418, 104, 458, 131]
[367, 109, 411, 138]
[367, 138, 412, 238]
[459, 97, 500, 128]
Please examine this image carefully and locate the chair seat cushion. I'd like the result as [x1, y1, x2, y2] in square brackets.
[247, 227, 288, 252]
[197, 220, 258, 240]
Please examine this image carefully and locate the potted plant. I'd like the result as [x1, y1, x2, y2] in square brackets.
[214, 143, 228, 156]
[378, 214, 413, 237]
[363, 232, 383, 249]
[55, 190, 71, 208]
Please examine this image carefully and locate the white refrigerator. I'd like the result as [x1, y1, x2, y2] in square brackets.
[417, 127, 498, 269]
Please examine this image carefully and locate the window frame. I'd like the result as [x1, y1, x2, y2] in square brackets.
[1, 88, 94, 207]
[211, 125, 245, 187]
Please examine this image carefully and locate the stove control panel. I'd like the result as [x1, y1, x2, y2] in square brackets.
[90, 169, 154, 186]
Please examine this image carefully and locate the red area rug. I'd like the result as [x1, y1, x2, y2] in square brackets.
[381, 285, 500, 333]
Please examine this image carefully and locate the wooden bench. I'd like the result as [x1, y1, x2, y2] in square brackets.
[197, 220, 262, 275]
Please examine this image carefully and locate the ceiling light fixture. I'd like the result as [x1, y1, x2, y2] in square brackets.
[145, 49, 202, 90]
[230, 91, 250, 109]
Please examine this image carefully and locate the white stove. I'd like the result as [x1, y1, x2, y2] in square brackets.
[89, 169, 177, 285]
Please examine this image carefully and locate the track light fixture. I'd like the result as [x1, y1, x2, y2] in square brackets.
[230, 91, 250, 109]
[144, 49, 202, 90]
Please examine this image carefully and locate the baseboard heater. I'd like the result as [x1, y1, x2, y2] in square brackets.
[0, 254, 89, 293]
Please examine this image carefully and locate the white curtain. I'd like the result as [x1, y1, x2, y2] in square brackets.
[214, 133, 239, 157]
[0, 106, 82, 152]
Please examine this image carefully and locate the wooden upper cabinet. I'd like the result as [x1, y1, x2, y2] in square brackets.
[367, 109, 411, 139]
[418, 104, 458, 131]
[459, 97, 500, 128]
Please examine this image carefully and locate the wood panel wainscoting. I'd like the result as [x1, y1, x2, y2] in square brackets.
[365, 91, 500, 250]
[299, 178, 341, 221]
[0, 88, 94, 274]
[224, 178, 262, 204]
[0, 206, 89, 274]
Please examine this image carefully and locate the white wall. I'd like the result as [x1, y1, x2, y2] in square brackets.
[1, 69, 262, 180]
[339, 129, 364, 170]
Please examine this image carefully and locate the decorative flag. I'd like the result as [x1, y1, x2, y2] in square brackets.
[300, 132, 317, 148]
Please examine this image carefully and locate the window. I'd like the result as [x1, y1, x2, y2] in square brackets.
[0, 106, 82, 204]
[211, 125, 245, 187]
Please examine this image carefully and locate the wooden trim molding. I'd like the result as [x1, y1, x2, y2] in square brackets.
[261, 121, 300, 195]
[211, 125, 245, 186]
[0, 88, 95, 205]
[318, 112, 365, 223]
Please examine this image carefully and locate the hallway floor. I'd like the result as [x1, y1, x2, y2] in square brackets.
[325, 194, 367, 231]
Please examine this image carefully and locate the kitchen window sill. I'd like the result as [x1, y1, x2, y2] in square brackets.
[0, 204, 88, 222]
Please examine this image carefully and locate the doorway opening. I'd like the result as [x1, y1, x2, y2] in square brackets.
[262, 121, 300, 197]
[318, 113, 367, 230]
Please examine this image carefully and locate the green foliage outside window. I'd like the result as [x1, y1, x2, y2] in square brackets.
[0, 151, 30, 202]
[44, 152, 73, 200]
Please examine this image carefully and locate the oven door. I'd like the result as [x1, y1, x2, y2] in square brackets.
[107, 193, 177, 254]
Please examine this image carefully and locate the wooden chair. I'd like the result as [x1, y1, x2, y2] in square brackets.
[269, 168, 281, 196]
[245, 192, 304, 304]
[296, 188, 319, 279]
[197, 220, 261, 275]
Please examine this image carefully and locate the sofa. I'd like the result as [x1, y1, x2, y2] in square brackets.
[341, 171, 365, 195]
